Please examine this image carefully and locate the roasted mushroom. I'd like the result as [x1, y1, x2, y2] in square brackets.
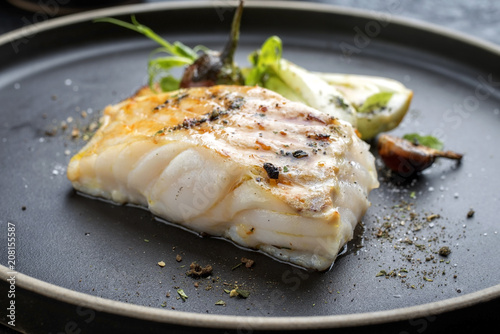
[180, 0, 245, 88]
[377, 134, 463, 176]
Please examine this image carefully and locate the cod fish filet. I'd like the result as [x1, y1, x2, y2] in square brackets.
[67, 85, 378, 270]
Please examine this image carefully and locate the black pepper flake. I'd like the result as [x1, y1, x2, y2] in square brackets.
[263, 163, 279, 179]
[292, 150, 308, 159]
[209, 108, 227, 121]
[315, 133, 330, 140]
[331, 96, 349, 110]
[228, 96, 244, 110]
[161, 107, 232, 133]
[466, 209, 475, 218]
[307, 133, 330, 141]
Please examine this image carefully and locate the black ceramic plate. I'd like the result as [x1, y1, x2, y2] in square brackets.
[1, 1, 500, 333]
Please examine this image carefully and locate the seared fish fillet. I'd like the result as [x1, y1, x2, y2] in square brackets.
[67, 85, 378, 270]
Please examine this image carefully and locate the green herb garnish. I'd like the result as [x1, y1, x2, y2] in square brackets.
[94, 15, 200, 91]
[177, 288, 188, 301]
[231, 262, 243, 270]
[332, 96, 349, 110]
[235, 289, 250, 298]
[245, 36, 282, 86]
[358, 92, 394, 113]
[403, 133, 444, 150]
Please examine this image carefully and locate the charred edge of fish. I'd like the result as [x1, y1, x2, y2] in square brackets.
[263, 162, 279, 179]
[153, 94, 188, 112]
[154, 108, 235, 136]
[307, 133, 330, 140]
[306, 113, 327, 124]
[153, 104, 165, 112]
[172, 92, 189, 102]
[208, 108, 229, 121]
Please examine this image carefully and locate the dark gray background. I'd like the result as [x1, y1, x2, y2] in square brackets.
[1, 0, 500, 47]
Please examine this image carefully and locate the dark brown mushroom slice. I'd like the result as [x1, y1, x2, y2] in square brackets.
[377, 134, 463, 176]
[180, 0, 245, 88]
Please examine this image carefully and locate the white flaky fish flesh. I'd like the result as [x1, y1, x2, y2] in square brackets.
[67, 85, 378, 270]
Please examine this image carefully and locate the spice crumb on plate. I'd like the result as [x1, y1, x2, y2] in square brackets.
[438, 246, 451, 257]
[241, 257, 255, 268]
[186, 262, 213, 278]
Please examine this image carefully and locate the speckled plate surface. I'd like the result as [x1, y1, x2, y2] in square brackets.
[1, 1, 499, 333]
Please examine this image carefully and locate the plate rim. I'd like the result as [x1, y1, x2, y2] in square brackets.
[2, 265, 500, 330]
[1, 0, 499, 330]
[1, 0, 499, 55]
